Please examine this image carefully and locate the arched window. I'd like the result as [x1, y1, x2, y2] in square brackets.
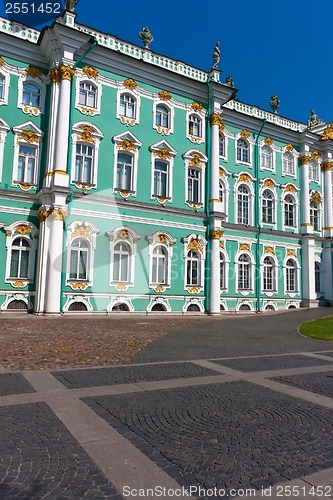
[120, 93, 136, 118]
[239, 303, 251, 311]
[237, 185, 250, 224]
[79, 82, 97, 108]
[17, 144, 37, 184]
[189, 114, 202, 137]
[0, 75, 4, 100]
[219, 133, 225, 157]
[261, 145, 273, 169]
[262, 189, 274, 223]
[286, 259, 297, 292]
[310, 201, 320, 231]
[69, 239, 89, 280]
[152, 245, 168, 285]
[22, 82, 40, 107]
[187, 167, 201, 203]
[237, 139, 249, 163]
[156, 105, 170, 128]
[153, 160, 169, 198]
[113, 241, 131, 283]
[220, 252, 226, 289]
[284, 194, 296, 227]
[10, 237, 30, 279]
[263, 256, 275, 291]
[74, 143, 94, 184]
[112, 303, 130, 312]
[315, 262, 321, 293]
[116, 152, 133, 191]
[309, 160, 319, 181]
[283, 152, 294, 175]
[187, 303, 200, 312]
[219, 179, 224, 203]
[151, 303, 167, 311]
[186, 249, 200, 286]
[68, 302, 88, 312]
[238, 254, 251, 290]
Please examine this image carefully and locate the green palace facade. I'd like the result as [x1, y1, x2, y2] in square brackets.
[0, 10, 332, 314]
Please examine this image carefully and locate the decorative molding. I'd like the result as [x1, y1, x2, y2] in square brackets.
[239, 243, 251, 252]
[117, 229, 129, 240]
[192, 102, 203, 113]
[263, 179, 274, 188]
[210, 229, 223, 240]
[240, 129, 250, 138]
[320, 123, 333, 141]
[15, 224, 31, 236]
[238, 173, 250, 183]
[116, 139, 137, 152]
[123, 78, 138, 90]
[153, 148, 172, 160]
[82, 65, 99, 79]
[219, 241, 225, 249]
[264, 137, 273, 145]
[285, 144, 294, 152]
[49, 68, 61, 83]
[189, 152, 203, 167]
[219, 167, 225, 177]
[17, 130, 39, 144]
[287, 249, 296, 257]
[24, 66, 43, 79]
[285, 184, 296, 193]
[115, 284, 127, 291]
[321, 161, 333, 172]
[72, 225, 92, 240]
[58, 65, 75, 81]
[310, 191, 322, 204]
[69, 282, 88, 290]
[78, 125, 95, 144]
[187, 287, 200, 294]
[299, 155, 311, 165]
[188, 238, 203, 252]
[158, 90, 171, 101]
[154, 285, 165, 292]
[0, 56, 4, 67]
[11, 280, 27, 288]
[311, 150, 321, 159]
[155, 233, 167, 243]
[36, 209, 50, 222]
[264, 246, 275, 255]
[51, 208, 67, 221]
[210, 112, 224, 130]
[44, 170, 68, 177]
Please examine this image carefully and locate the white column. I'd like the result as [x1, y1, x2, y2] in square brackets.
[209, 113, 223, 314]
[322, 158, 333, 238]
[299, 154, 312, 234]
[322, 240, 333, 303]
[45, 209, 67, 313]
[34, 209, 51, 313]
[301, 236, 316, 307]
[54, 66, 74, 172]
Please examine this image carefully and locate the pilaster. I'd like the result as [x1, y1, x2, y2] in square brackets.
[300, 236, 317, 307]
[299, 149, 312, 235]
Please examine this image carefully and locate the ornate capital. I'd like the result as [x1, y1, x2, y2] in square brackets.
[51, 208, 67, 221]
[320, 123, 333, 141]
[311, 150, 321, 159]
[123, 78, 137, 90]
[210, 112, 224, 130]
[83, 65, 99, 79]
[49, 68, 61, 83]
[321, 161, 333, 172]
[36, 209, 51, 222]
[58, 65, 75, 82]
[210, 229, 223, 240]
[158, 90, 171, 101]
[299, 155, 311, 165]
[0, 56, 4, 67]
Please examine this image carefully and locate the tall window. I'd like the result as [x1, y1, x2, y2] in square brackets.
[79, 82, 97, 108]
[219, 179, 224, 203]
[17, 144, 37, 184]
[315, 262, 321, 293]
[283, 152, 295, 175]
[219, 133, 225, 157]
[220, 252, 226, 289]
[237, 185, 249, 224]
[237, 139, 249, 163]
[116, 152, 133, 191]
[189, 115, 202, 137]
[187, 167, 201, 203]
[263, 256, 275, 291]
[286, 259, 297, 292]
[262, 189, 274, 223]
[152, 245, 168, 285]
[310, 202, 319, 230]
[238, 254, 251, 290]
[153, 160, 168, 198]
[74, 144, 94, 184]
[70, 239, 89, 280]
[113, 241, 131, 283]
[186, 250, 200, 286]
[10, 237, 30, 279]
[120, 94, 136, 118]
[284, 194, 296, 227]
[22, 82, 40, 107]
[0, 75, 4, 100]
[261, 146, 273, 169]
[156, 105, 170, 128]
[309, 160, 319, 182]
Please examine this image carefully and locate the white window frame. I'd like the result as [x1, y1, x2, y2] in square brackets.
[75, 77, 102, 116]
[283, 256, 300, 295]
[309, 159, 320, 183]
[236, 252, 254, 293]
[261, 187, 277, 227]
[283, 193, 298, 229]
[12, 122, 43, 190]
[261, 253, 278, 293]
[147, 231, 176, 289]
[117, 89, 140, 126]
[0, 118, 10, 184]
[71, 122, 103, 189]
[235, 181, 254, 225]
[4, 221, 38, 284]
[17, 74, 46, 116]
[113, 132, 142, 197]
[69, 238, 90, 281]
[150, 141, 176, 203]
[260, 145, 274, 171]
[66, 221, 100, 286]
[182, 234, 207, 291]
[314, 256, 322, 295]
[186, 110, 205, 144]
[153, 101, 174, 135]
[107, 226, 141, 288]
[235, 133, 254, 167]
[220, 248, 229, 291]
[310, 201, 321, 232]
[184, 150, 207, 208]
[0, 65, 10, 106]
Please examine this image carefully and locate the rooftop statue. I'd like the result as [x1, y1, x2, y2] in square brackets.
[212, 42, 220, 70]
[65, 0, 79, 11]
[225, 76, 234, 88]
[139, 26, 154, 49]
[307, 110, 323, 129]
[270, 95, 280, 114]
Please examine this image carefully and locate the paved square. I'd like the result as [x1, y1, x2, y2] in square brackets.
[0, 402, 122, 498]
[85, 381, 333, 493]
[272, 371, 333, 398]
[0, 373, 36, 396]
[209, 354, 333, 372]
[52, 362, 220, 388]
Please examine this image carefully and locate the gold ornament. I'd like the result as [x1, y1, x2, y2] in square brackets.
[310, 191, 322, 204]
[117, 139, 137, 151]
[115, 284, 127, 291]
[123, 78, 137, 90]
[158, 90, 171, 101]
[287, 249, 296, 257]
[119, 190, 130, 197]
[51, 208, 67, 221]
[25, 66, 43, 79]
[78, 125, 95, 144]
[49, 68, 61, 83]
[285, 144, 294, 151]
[83, 65, 99, 79]
[154, 148, 172, 159]
[240, 129, 250, 138]
[299, 155, 311, 165]
[264, 246, 275, 254]
[219, 241, 225, 249]
[320, 123, 333, 141]
[285, 184, 296, 193]
[239, 243, 251, 252]
[187, 287, 199, 294]
[189, 153, 202, 167]
[263, 179, 274, 188]
[321, 161, 333, 172]
[188, 238, 203, 252]
[219, 167, 225, 177]
[210, 112, 224, 130]
[264, 137, 273, 145]
[6, 231, 12, 237]
[311, 150, 321, 159]
[15, 225, 31, 236]
[154, 285, 165, 292]
[36, 209, 50, 222]
[12, 280, 26, 288]
[156, 234, 167, 243]
[72, 226, 91, 240]
[58, 65, 75, 81]
[18, 130, 39, 143]
[238, 173, 250, 183]
[210, 229, 223, 240]
[117, 229, 129, 240]
[70, 282, 88, 290]
[192, 102, 203, 113]
[0, 56, 4, 67]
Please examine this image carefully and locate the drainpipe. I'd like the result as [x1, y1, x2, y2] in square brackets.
[60, 37, 98, 311]
[204, 77, 212, 314]
[254, 119, 266, 312]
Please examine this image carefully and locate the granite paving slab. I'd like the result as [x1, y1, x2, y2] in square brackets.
[52, 362, 220, 389]
[272, 371, 333, 398]
[84, 381, 333, 496]
[0, 373, 36, 396]
[0, 402, 122, 498]
[209, 354, 333, 373]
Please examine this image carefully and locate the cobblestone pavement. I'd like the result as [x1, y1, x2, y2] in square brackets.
[1, 309, 333, 499]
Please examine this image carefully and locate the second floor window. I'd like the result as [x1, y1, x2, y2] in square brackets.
[156, 105, 170, 128]
[310, 202, 320, 231]
[219, 133, 225, 157]
[75, 144, 94, 184]
[10, 237, 30, 279]
[238, 254, 251, 290]
[283, 152, 295, 175]
[262, 190, 274, 223]
[189, 115, 202, 137]
[187, 167, 201, 203]
[237, 139, 249, 163]
[79, 82, 97, 108]
[284, 194, 296, 227]
[261, 145, 273, 169]
[0, 75, 4, 100]
[17, 144, 37, 184]
[22, 83, 40, 108]
[309, 160, 319, 181]
[237, 185, 249, 224]
[116, 152, 133, 191]
[153, 160, 168, 198]
[120, 94, 136, 118]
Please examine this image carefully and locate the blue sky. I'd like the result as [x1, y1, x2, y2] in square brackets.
[1, 0, 332, 125]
